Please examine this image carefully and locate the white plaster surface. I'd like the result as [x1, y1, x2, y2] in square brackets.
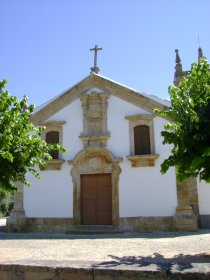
[119, 160, 177, 217]
[197, 179, 210, 214]
[24, 163, 73, 217]
[24, 93, 178, 218]
[47, 99, 83, 160]
[107, 96, 177, 217]
[107, 95, 150, 157]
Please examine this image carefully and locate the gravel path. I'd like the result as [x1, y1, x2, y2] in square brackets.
[0, 218, 210, 266]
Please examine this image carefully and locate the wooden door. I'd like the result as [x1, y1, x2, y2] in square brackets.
[81, 174, 112, 225]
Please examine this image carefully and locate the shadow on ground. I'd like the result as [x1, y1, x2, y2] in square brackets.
[93, 253, 210, 271]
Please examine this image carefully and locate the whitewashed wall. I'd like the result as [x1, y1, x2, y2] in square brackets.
[107, 96, 149, 157]
[24, 163, 73, 217]
[107, 96, 177, 217]
[47, 99, 83, 159]
[24, 94, 177, 218]
[197, 180, 210, 215]
[119, 161, 177, 217]
[24, 99, 83, 218]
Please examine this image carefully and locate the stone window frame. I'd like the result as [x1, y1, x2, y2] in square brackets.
[40, 121, 66, 170]
[125, 114, 159, 167]
[46, 131, 60, 159]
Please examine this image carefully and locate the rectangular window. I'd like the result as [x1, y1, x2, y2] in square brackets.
[46, 131, 59, 159]
[134, 125, 151, 155]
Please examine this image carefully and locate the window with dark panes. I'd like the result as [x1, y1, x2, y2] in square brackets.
[134, 125, 151, 155]
[46, 131, 59, 159]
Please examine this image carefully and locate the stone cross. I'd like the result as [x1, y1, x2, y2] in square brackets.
[90, 45, 102, 74]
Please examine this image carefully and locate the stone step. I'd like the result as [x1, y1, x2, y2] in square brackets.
[66, 226, 124, 235]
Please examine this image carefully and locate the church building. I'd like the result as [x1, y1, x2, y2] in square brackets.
[7, 47, 210, 232]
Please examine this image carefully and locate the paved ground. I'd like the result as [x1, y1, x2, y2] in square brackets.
[0, 217, 210, 270]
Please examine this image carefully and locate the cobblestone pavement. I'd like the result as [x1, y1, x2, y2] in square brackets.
[0, 218, 210, 267]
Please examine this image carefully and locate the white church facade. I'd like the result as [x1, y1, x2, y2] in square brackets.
[7, 48, 210, 232]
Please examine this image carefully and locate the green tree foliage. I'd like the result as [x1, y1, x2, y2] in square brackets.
[0, 79, 67, 192]
[155, 58, 210, 182]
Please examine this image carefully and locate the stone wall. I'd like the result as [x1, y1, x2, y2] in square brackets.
[120, 216, 173, 232]
[7, 218, 73, 233]
[7, 215, 198, 233]
[0, 263, 210, 280]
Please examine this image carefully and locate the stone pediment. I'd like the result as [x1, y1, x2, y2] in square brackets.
[31, 73, 170, 125]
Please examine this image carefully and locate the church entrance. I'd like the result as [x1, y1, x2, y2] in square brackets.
[81, 173, 112, 225]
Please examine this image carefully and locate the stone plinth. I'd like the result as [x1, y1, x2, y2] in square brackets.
[6, 183, 26, 232]
[173, 206, 198, 231]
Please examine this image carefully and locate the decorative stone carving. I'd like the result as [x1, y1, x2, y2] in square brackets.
[79, 135, 110, 148]
[126, 154, 159, 167]
[173, 49, 190, 86]
[68, 147, 122, 226]
[39, 159, 65, 170]
[80, 91, 110, 147]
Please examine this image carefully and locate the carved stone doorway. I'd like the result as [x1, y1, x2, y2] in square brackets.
[81, 173, 112, 225]
[69, 147, 122, 227]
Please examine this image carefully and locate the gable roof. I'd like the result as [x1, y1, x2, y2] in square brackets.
[31, 73, 170, 125]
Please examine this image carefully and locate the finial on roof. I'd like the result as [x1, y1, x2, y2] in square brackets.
[175, 49, 181, 64]
[198, 47, 203, 61]
[175, 49, 182, 73]
[90, 45, 102, 74]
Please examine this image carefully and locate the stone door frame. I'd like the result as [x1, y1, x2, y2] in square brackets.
[69, 147, 122, 227]
[81, 173, 112, 225]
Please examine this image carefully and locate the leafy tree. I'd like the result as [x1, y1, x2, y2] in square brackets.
[0, 79, 67, 192]
[155, 58, 210, 182]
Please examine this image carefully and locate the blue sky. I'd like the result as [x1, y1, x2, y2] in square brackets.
[1, 0, 210, 107]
